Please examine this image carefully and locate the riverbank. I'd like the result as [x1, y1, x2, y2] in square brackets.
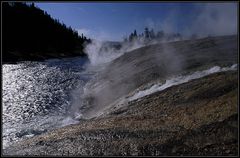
[3, 70, 238, 156]
[2, 49, 87, 64]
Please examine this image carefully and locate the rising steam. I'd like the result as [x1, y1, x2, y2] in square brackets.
[66, 2, 237, 122]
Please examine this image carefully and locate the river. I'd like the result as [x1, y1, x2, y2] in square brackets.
[2, 57, 95, 149]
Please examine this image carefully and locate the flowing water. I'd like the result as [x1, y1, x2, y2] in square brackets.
[2, 57, 95, 149]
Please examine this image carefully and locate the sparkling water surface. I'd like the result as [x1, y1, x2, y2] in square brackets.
[2, 57, 93, 149]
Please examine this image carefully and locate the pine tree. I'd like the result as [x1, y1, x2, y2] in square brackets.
[133, 30, 137, 37]
[144, 27, 150, 39]
[149, 29, 155, 39]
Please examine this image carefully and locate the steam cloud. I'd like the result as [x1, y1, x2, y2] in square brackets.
[84, 37, 150, 66]
[145, 3, 237, 38]
[66, 2, 237, 122]
[84, 40, 122, 66]
[188, 3, 237, 37]
[68, 37, 186, 120]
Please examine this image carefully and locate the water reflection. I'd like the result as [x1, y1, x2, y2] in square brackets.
[2, 57, 90, 149]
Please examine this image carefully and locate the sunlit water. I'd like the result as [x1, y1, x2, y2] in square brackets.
[2, 57, 95, 149]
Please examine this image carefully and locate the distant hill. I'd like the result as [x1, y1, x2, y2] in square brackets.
[2, 2, 91, 63]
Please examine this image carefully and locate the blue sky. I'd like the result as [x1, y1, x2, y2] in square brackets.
[35, 2, 238, 41]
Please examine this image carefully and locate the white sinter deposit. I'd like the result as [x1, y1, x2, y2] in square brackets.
[128, 64, 237, 101]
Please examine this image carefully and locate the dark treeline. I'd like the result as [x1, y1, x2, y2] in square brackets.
[124, 27, 183, 43]
[2, 2, 91, 63]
